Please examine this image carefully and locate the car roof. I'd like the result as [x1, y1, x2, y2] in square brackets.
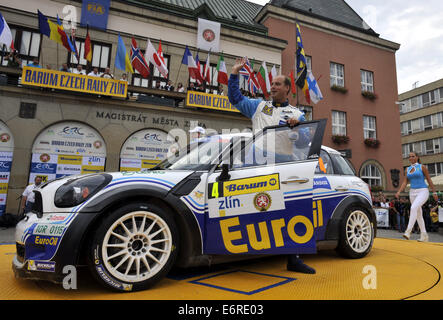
[208, 132, 343, 155]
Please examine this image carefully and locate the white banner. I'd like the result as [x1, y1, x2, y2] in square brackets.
[197, 18, 221, 52]
[374, 208, 389, 228]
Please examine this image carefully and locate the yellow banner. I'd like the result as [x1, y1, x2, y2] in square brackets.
[186, 91, 239, 113]
[57, 155, 82, 165]
[81, 165, 104, 174]
[21, 67, 128, 98]
[0, 183, 7, 194]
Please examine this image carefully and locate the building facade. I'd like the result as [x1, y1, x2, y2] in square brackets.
[0, 0, 402, 214]
[398, 79, 443, 190]
[256, 0, 403, 193]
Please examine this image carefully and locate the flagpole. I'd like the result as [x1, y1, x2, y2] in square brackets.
[295, 23, 300, 108]
[174, 57, 183, 89]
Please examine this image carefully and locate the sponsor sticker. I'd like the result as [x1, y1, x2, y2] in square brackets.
[209, 174, 280, 199]
[313, 177, 332, 190]
[33, 224, 66, 236]
[253, 192, 272, 211]
[28, 260, 56, 272]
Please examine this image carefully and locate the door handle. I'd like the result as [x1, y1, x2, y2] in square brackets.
[335, 186, 349, 191]
[282, 177, 310, 184]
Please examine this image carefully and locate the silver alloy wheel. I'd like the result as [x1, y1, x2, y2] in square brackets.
[102, 211, 173, 283]
[345, 210, 372, 253]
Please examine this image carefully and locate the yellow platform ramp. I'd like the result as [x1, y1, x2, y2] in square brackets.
[1, 238, 442, 300]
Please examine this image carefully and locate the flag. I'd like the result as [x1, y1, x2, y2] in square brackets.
[256, 61, 271, 99]
[131, 37, 150, 78]
[145, 39, 168, 78]
[195, 52, 204, 85]
[295, 22, 308, 89]
[203, 51, 211, 84]
[181, 46, 203, 83]
[84, 25, 92, 63]
[216, 53, 228, 85]
[307, 70, 323, 104]
[115, 34, 134, 73]
[158, 40, 165, 64]
[70, 27, 80, 62]
[0, 12, 13, 49]
[289, 70, 297, 98]
[38, 10, 75, 53]
[241, 58, 260, 92]
[269, 65, 277, 84]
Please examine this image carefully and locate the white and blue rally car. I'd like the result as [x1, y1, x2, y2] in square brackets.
[13, 119, 376, 291]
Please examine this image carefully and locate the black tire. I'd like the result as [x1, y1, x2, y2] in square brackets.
[87, 202, 179, 292]
[336, 205, 374, 259]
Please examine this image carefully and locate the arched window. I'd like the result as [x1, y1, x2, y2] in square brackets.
[361, 164, 382, 187]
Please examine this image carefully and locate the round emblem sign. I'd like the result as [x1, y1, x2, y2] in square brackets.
[0, 133, 10, 143]
[93, 141, 102, 149]
[254, 193, 272, 211]
[40, 153, 51, 163]
[202, 29, 216, 42]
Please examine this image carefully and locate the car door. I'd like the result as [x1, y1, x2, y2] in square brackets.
[204, 120, 326, 255]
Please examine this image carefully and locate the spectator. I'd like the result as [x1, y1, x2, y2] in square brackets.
[101, 67, 114, 79]
[176, 82, 185, 93]
[187, 82, 196, 91]
[189, 126, 206, 143]
[395, 198, 406, 233]
[27, 57, 42, 68]
[60, 63, 71, 72]
[20, 176, 43, 214]
[120, 73, 128, 82]
[5, 49, 21, 68]
[88, 67, 101, 77]
[423, 201, 432, 232]
[72, 64, 85, 75]
[217, 85, 225, 95]
[430, 202, 440, 232]
[163, 80, 174, 91]
[46, 65, 52, 70]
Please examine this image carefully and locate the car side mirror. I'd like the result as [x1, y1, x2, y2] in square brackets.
[217, 163, 231, 182]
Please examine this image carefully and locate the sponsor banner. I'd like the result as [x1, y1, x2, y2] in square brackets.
[0, 183, 8, 194]
[22, 67, 127, 98]
[0, 194, 6, 204]
[32, 122, 106, 157]
[0, 160, 11, 173]
[0, 173, 10, 183]
[141, 159, 161, 169]
[186, 91, 239, 113]
[58, 155, 83, 165]
[29, 153, 105, 183]
[374, 208, 389, 228]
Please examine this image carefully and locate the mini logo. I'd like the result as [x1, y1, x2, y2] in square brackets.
[0, 133, 10, 143]
[202, 29, 216, 42]
[254, 193, 272, 211]
[40, 154, 51, 163]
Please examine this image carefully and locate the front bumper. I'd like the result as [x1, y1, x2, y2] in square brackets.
[12, 254, 64, 284]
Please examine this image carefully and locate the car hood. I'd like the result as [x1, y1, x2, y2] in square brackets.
[35, 170, 196, 213]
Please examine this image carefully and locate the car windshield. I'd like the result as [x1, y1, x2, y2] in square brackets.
[153, 135, 241, 171]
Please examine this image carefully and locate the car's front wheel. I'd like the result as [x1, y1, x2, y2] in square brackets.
[87, 202, 179, 292]
[337, 206, 374, 259]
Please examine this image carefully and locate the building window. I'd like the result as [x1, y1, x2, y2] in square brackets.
[363, 116, 377, 139]
[422, 90, 436, 107]
[440, 88, 443, 102]
[299, 105, 313, 121]
[361, 164, 382, 187]
[68, 39, 111, 72]
[332, 111, 347, 135]
[410, 96, 420, 111]
[1, 26, 41, 67]
[361, 70, 374, 92]
[423, 115, 432, 131]
[330, 62, 344, 87]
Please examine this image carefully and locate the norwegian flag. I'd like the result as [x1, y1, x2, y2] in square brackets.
[130, 37, 150, 78]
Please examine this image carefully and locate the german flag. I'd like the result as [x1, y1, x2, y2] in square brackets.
[84, 25, 92, 63]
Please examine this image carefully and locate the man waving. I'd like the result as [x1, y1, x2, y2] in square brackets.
[227, 57, 315, 274]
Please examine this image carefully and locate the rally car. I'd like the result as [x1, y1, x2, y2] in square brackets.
[13, 119, 376, 292]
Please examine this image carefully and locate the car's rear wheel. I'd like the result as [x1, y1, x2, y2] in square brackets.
[337, 206, 374, 259]
[87, 202, 179, 292]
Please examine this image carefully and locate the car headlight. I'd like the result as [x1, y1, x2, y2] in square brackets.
[54, 174, 112, 208]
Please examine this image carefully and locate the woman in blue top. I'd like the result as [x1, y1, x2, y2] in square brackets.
[395, 152, 438, 242]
